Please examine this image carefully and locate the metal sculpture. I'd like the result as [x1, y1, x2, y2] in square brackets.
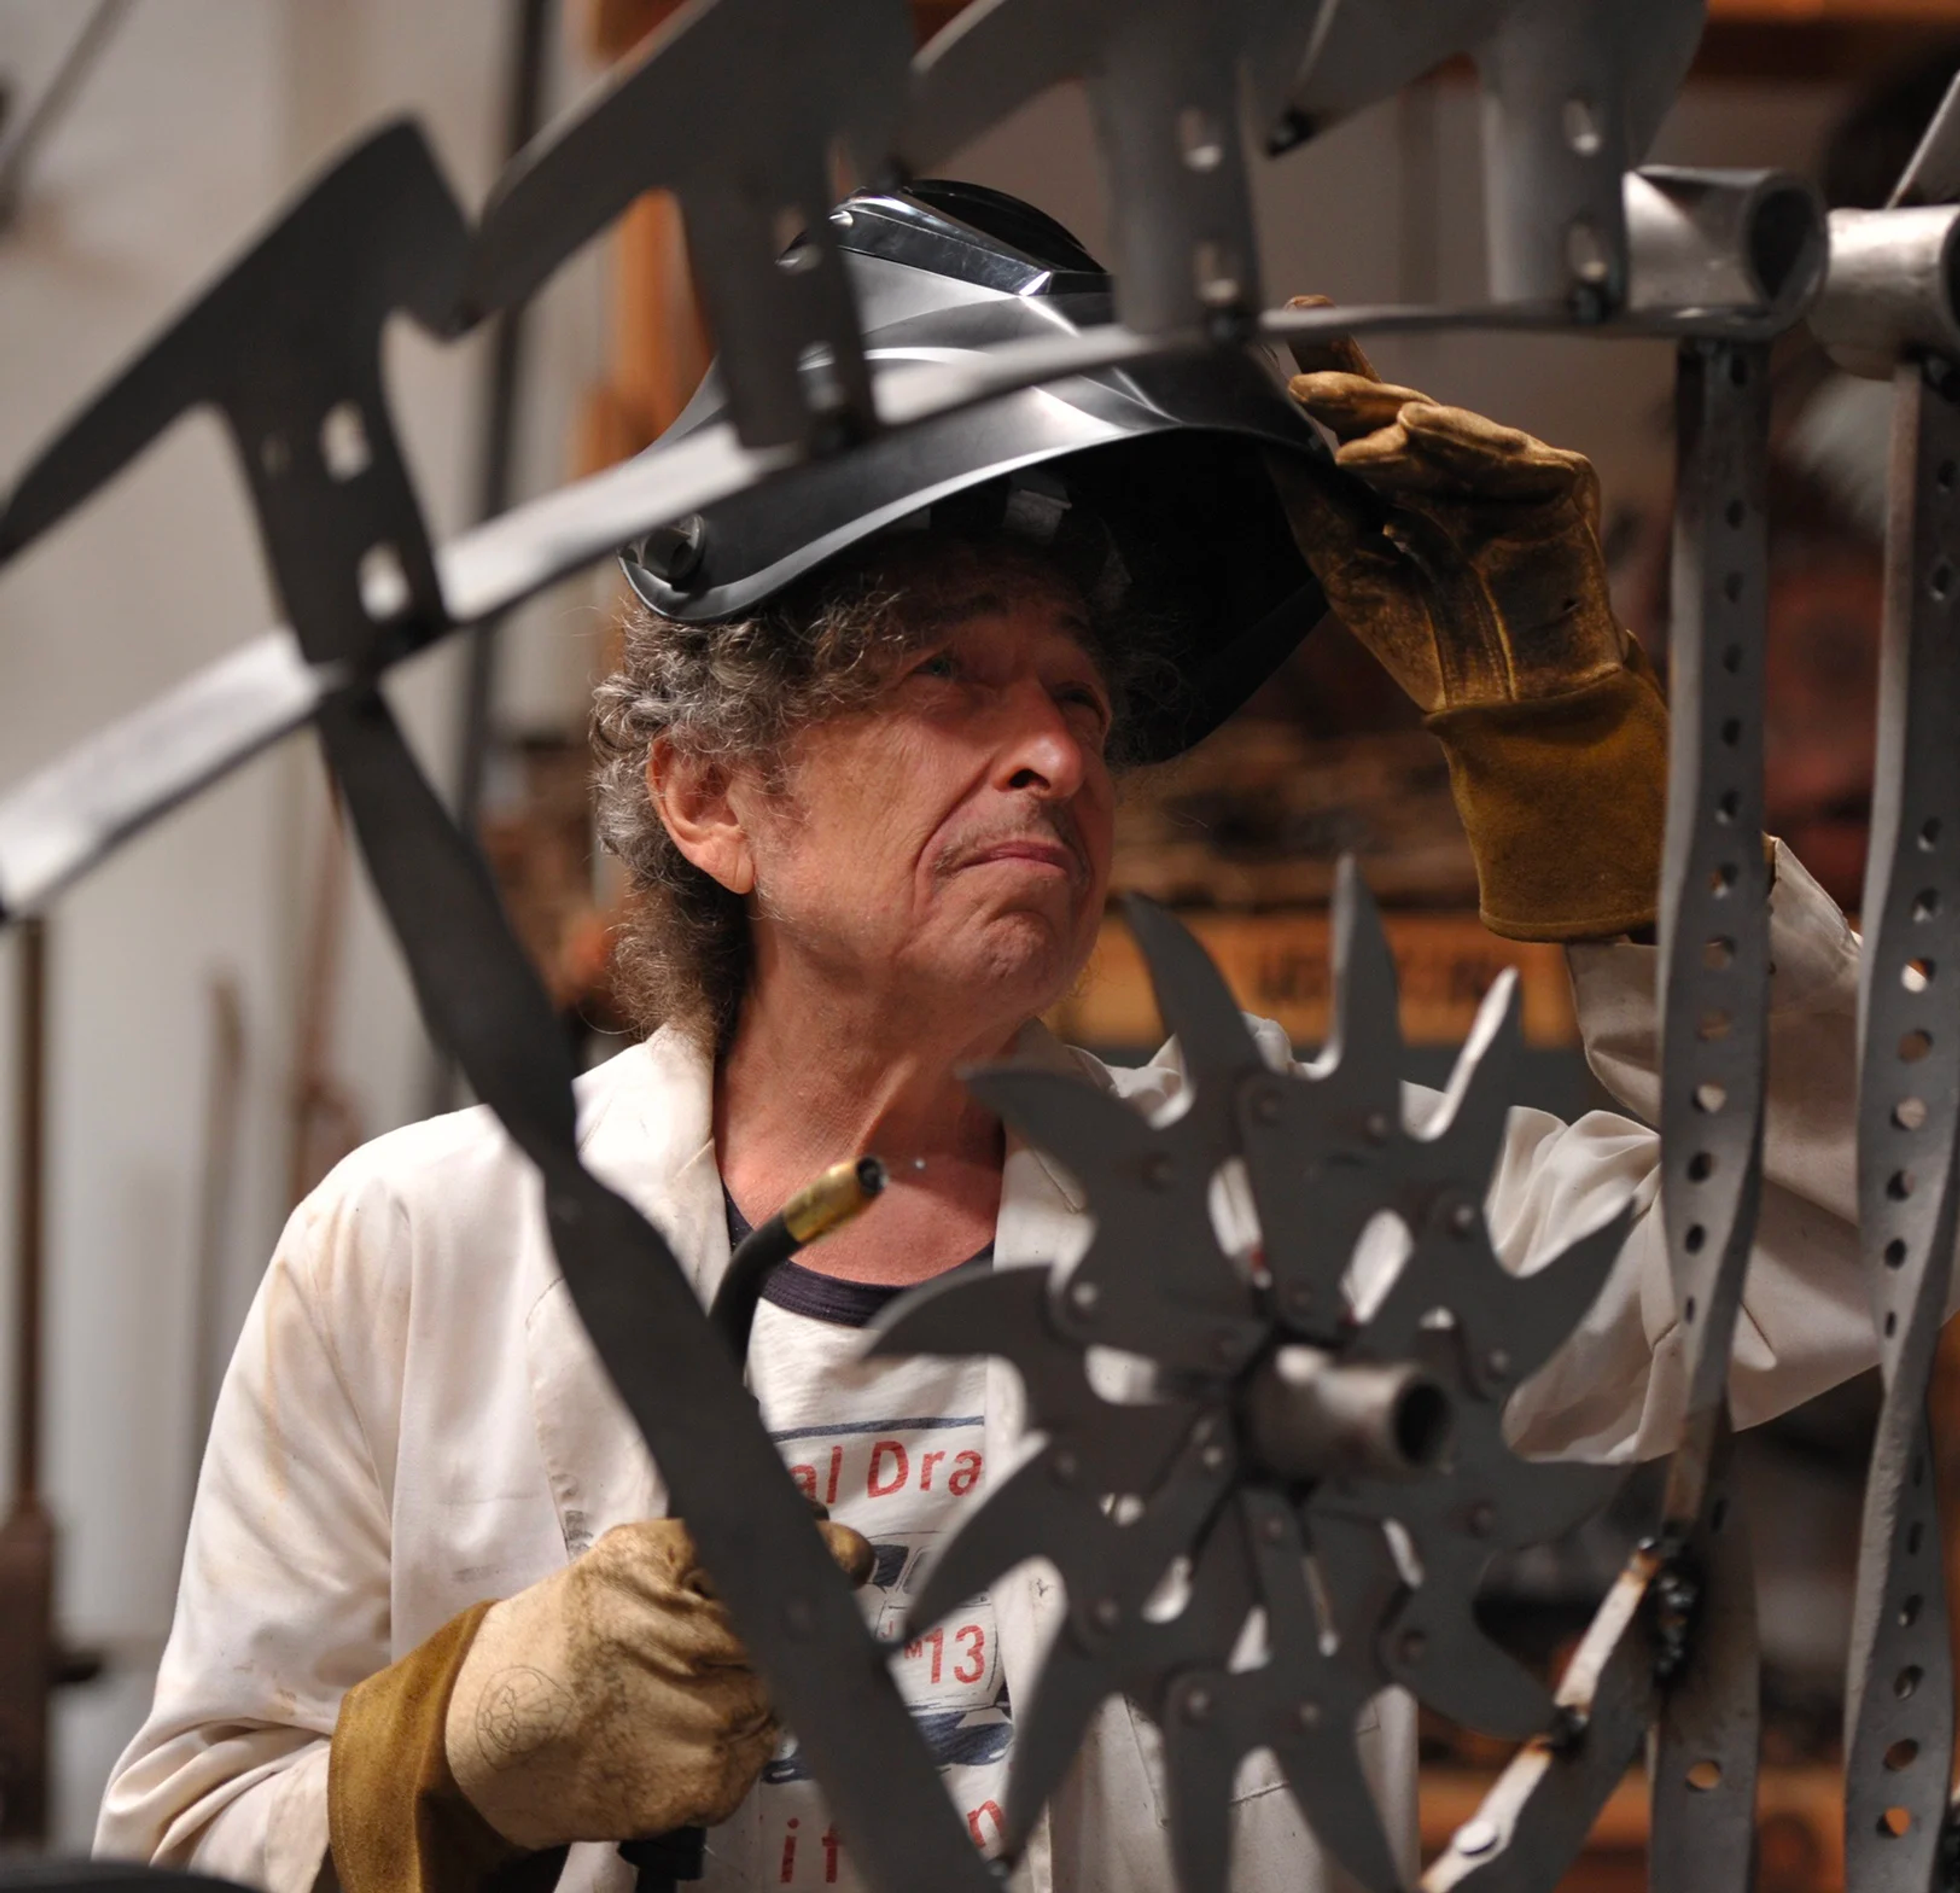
[871, 872, 1629, 1893]
[0, 1, 1956, 1888]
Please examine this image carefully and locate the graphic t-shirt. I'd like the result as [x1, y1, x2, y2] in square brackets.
[714, 1197, 1009, 1890]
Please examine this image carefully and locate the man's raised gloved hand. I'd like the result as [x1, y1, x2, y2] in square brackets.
[1270, 298, 1670, 942]
[329, 1517, 874, 1893]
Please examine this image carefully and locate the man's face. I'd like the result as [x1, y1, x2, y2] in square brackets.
[731, 573, 1117, 1032]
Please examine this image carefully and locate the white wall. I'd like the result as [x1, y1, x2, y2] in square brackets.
[0, 9, 1855, 1855]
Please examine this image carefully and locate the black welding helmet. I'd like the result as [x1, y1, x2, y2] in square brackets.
[620, 180, 1335, 761]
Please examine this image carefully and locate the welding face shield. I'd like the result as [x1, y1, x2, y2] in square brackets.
[619, 180, 1336, 762]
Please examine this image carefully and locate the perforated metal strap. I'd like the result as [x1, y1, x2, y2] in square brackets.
[1424, 336, 1774, 1893]
[1643, 333, 1773, 1893]
[1841, 357, 1960, 1891]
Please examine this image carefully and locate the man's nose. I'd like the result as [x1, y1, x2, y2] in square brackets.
[993, 679, 1090, 802]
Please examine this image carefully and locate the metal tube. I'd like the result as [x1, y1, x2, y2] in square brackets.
[1243, 1344, 1451, 1484]
[1626, 167, 1827, 320]
[12, 915, 43, 1508]
[1810, 205, 1960, 381]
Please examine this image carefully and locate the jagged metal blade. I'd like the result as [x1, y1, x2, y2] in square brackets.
[1374, 1551, 1552, 1741]
[1365, 1201, 1632, 1397]
[904, 1448, 1095, 1636]
[1161, 1714, 1238, 1893]
[873, 1264, 1199, 1504]
[1264, 1720, 1405, 1893]
[1473, 1203, 1633, 1387]
[963, 1065, 1157, 1181]
[1007, 1484, 1258, 1863]
[1412, 968, 1522, 1195]
[1122, 893, 1267, 1109]
[869, 1265, 1093, 1425]
[1161, 1493, 1404, 1893]
[1239, 855, 1412, 1341]
[1000, 1630, 1124, 1855]
[1322, 854, 1407, 1109]
[1318, 1396, 1620, 1740]
[1308, 1510, 1404, 1679]
[963, 1068, 1261, 1373]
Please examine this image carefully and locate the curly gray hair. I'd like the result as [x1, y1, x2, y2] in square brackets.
[591, 530, 1175, 1048]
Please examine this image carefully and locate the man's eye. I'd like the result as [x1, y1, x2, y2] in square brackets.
[914, 652, 958, 681]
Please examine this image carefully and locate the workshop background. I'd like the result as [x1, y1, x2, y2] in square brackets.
[0, 0, 1955, 1883]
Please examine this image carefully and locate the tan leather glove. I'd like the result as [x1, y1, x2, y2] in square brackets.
[329, 1517, 873, 1893]
[1271, 299, 1669, 941]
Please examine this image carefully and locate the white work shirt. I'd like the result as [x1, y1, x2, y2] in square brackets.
[100, 844, 1907, 1893]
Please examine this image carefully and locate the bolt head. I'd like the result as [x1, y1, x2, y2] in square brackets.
[1365, 1111, 1391, 1144]
[1449, 1201, 1478, 1236]
[1069, 1278, 1100, 1315]
[1144, 1153, 1174, 1188]
[1051, 1448, 1080, 1487]
[1181, 1684, 1213, 1725]
[1485, 1348, 1512, 1379]
[1091, 1596, 1122, 1632]
[1295, 1698, 1322, 1730]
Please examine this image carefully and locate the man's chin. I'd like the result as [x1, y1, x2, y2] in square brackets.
[932, 903, 1097, 1016]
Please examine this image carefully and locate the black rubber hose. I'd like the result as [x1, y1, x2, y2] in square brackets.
[708, 1156, 889, 1360]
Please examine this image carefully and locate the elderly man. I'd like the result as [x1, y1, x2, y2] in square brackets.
[101, 187, 1880, 1893]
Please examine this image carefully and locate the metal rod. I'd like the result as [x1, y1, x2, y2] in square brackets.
[428, 0, 555, 1120]
[12, 915, 44, 1508]
[452, 0, 555, 838]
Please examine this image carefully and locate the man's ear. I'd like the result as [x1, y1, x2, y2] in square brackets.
[647, 738, 756, 896]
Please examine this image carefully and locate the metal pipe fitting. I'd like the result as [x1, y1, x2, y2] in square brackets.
[1243, 1344, 1453, 1485]
[1626, 167, 1827, 322]
[1809, 205, 1960, 380]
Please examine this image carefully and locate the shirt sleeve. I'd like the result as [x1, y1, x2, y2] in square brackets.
[1497, 838, 1893, 1460]
[96, 1169, 399, 1893]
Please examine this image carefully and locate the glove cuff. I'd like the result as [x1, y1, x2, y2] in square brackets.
[330, 1601, 567, 1893]
[1426, 665, 1669, 943]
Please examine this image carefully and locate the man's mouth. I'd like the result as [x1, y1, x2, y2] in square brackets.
[970, 839, 1077, 873]
[951, 833, 1086, 885]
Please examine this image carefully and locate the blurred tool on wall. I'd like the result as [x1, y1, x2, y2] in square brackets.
[0, 921, 99, 1842]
